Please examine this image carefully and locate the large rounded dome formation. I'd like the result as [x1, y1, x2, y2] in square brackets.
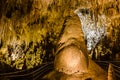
[54, 45, 88, 75]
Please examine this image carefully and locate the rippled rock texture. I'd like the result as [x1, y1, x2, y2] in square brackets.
[0, 0, 89, 70]
[74, 0, 120, 60]
[0, 0, 119, 79]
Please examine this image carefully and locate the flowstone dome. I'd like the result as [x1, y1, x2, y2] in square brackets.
[54, 45, 88, 75]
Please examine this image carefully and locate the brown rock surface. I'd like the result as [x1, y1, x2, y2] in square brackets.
[43, 58, 107, 80]
[43, 14, 107, 80]
[0, 0, 119, 79]
[54, 45, 88, 75]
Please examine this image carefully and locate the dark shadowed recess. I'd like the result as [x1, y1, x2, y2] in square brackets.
[0, 0, 33, 19]
[0, 62, 54, 80]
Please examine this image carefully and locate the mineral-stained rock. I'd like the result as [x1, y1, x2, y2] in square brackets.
[44, 13, 107, 80]
[54, 15, 89, 75]
[43, 58, 107, 80]
[74, 7, 107, 51]
[0, 0, 119, 79]
[54, 45, 88, 75]
[74, 1, 120, 60]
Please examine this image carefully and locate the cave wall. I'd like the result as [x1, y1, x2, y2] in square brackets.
[0, 0, 120, 70]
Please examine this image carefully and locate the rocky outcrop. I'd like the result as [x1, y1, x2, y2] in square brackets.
[54, 15, 89, 75]
[44, 59, 107, 80]
[49, 13, 107, 79]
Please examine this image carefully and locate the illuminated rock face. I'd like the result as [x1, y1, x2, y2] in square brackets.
[54, 15, 89, 75]
[74, 8, 106, 51]
[54, 45, 88, 75]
